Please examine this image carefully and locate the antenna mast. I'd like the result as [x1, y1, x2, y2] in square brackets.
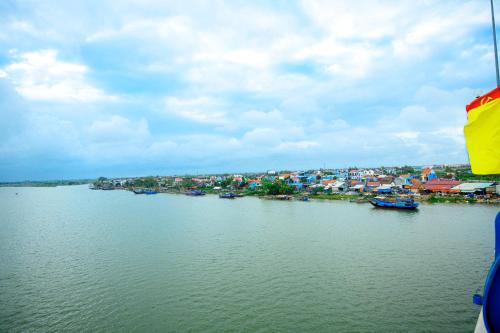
[490, 0, 500, 87]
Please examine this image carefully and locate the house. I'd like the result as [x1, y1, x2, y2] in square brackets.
[421, 167, 437, 182]
[334, 169, 348, 180]
[394, 174, 413, 188]
[362, 169, 375, 178]
[349, 184, 364, 192]
[378, 176, 394, 185]
[350, 180, 362, 186]
[349, 169, 362, 180]
[321, 180, 337, 188]
[331, 181, 347, 192]
[247, 179, 261, 189]
[450, 182, 496, 194]
[306, 175, 318, 184]
[410, 179, 423, 193]
[365, 181, 381, 192]
[423, 179, 462, 193]
[321, 175, 336, 181]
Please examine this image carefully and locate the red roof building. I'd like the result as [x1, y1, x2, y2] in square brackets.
[423, 179, 462, 193]
[378, 176, 394, 184]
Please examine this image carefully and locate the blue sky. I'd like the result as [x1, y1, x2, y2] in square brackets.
[0, 0, 497, 180]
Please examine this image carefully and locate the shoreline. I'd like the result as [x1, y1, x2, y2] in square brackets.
[101, 186, 500, 205]
[3, 184, 499, 205]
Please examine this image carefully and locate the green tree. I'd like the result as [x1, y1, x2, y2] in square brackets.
[261, 179, 294, 195]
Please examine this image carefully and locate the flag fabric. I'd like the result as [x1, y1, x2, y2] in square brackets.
[464, 87, 500, 174]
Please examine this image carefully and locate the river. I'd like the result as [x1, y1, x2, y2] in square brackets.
[0, 185, 498, 332]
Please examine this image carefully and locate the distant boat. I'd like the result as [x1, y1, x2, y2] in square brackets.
[275, 195, 292, 200]
[219, 192, 236, 199]
[301, 196, 309, 201]
[369, 197, 418, 210]
[133, 188, 157, 195]
[186, 189, 205, 196]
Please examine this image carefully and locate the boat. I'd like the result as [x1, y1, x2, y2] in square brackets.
[473, 212, 500, 332]
[275, 195, 292, 200]
[185, 189, 205, 196]
[369, 197, 418, 210]
[219, 192, 236, 199]
[133, 188, 157, 195]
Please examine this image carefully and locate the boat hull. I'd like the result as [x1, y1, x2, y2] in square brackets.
[369, 199, 418, 210]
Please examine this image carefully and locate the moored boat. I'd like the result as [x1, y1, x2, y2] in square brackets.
[369, 197, 418, 210]
[185, 189, 205, 196]
[133, 188, 158, 195]
[219, 192, 236, 199]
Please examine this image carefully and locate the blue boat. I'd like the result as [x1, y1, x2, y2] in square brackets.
[186, 189, 205, 196]
[473, 212, 500, 332]
[219, 192, 236, 199]
[133, 188, 157, 195]
[369, 197, 418, 210]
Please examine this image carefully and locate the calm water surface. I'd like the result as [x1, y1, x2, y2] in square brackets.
[0, 185, 498, 332]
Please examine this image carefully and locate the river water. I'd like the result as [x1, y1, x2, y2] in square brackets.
[0, 185, 498, 332]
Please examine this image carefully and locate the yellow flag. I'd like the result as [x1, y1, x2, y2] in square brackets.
[464, 91, 500, 174]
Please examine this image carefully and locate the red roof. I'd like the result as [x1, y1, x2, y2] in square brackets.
[423, 179, 461, 192]
[350, 180, 361, 185]
[378, 177, 394, 184]
[421, 167, 432, 176]
[367, 181, 381, 187]
[410, 179, 422, 189]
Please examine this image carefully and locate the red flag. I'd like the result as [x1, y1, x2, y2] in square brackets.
[466, 87, 500, 112]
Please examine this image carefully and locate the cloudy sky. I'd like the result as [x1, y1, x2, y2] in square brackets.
[0, 0, 497, 180]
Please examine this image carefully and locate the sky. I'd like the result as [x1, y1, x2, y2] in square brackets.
[0, 0, 497, 181]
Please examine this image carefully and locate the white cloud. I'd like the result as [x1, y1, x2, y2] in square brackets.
[277, 140, 319, 151]
[2, 50, 115, 102]
[164, 96, 227, 124]
[87, 115, 150, 143]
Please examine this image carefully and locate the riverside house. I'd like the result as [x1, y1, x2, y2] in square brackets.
[422, 179, 462, 193]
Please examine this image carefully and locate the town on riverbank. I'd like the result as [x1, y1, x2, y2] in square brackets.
[90, 164, 500, 204]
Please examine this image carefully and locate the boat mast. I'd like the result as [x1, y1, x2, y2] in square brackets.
[490, 0, 500, 87]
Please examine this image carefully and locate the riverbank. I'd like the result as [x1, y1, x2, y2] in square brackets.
[0, 180, 93, 187]
[93, 186, 500, 205]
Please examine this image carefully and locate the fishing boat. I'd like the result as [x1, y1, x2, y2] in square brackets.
[185, 189, 205, 196]
[369, 197, 418, 210]
[133, 188, 157, 195]
[219, 192, 236, 199]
